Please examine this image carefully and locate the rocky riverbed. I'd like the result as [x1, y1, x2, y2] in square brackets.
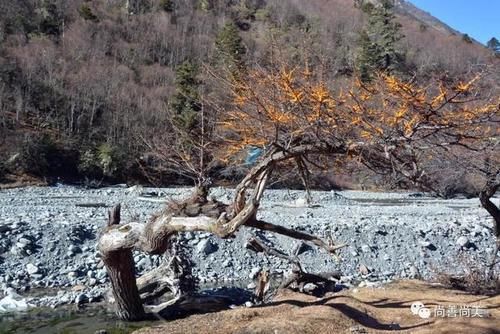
[0, 185, 498, 314]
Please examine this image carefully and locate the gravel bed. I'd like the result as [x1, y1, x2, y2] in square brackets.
[0, 185, 498, 310]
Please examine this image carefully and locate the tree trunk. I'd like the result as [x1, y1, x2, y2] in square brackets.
[479, 193, 500, 239]
[103, 250, 146, 321]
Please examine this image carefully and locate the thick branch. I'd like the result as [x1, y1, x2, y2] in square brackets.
[99, 169, 271, 255]
[232, 143, 347, 215]
[479, 183, 500, 239]
[245, 237, 302, 270]
[246, 219, 347, 255]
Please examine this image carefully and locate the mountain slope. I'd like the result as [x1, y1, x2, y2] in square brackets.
[0, 0, 497, 185]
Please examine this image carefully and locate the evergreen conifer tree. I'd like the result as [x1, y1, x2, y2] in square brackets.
[487, 37, 500, 53]
[171, 61, 201, 133]
[356, 0, 405, 81]
[215, 22, 246, 79]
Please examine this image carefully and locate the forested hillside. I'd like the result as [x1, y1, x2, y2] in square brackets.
[0, 0, 498, 187]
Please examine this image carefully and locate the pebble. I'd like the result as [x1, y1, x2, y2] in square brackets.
[196, 239, 217, 255]
[303, 283, 318, 294]
[358, 264, 370, 275]
[361, 244, 371, 253]
[456, 236, 469, 247]
[75, 293, 88, 305]
[26, 263, 39, 275]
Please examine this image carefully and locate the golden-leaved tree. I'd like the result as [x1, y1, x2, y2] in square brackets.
[98, 61, 499, 321]
[220, 64, 498, 227]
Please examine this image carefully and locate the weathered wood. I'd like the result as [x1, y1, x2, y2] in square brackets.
[246, 219, 347, 255]
[150, 294, 234, 320]
[108, 204, 121, 226]
[232, 143, 347, 215]
[245, 237, 341, 298]
[479, 183, 500, 239]
[137, 262, 179, 303]
[102, 250, 146, 321]
[280, 270, 341, 290]
[98, 147, 349, 321]
[255, 270, 270, 302]
[102, 204, 146, 321]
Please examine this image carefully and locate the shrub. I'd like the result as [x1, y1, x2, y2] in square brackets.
[16, 135, 79, 179]
[18, 134, 57, 176]
[78, 4, 98, 22]
[462, 33, 473, 43]
[433, 255, 499, 295]
[78, 143, 124, 180]
[159, 0, 174, 12]
[198, 0, 213, 11]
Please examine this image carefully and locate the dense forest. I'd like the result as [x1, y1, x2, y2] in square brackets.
[0, 0, 498, 189]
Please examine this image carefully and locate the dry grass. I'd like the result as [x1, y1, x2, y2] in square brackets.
[135, 280, 500, 334]
[432, 256, 500, 296]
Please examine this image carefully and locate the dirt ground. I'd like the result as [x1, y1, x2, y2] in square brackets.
[135, 280, 499, 334]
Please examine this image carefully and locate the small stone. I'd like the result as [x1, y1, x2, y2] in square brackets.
[75, 293, 88, 305]
[67, 271, 79, 279]
[245, 301, 253, 308]
[18, 238, 31, 245]
[137, 257, 152, 269]
[303, 283, 319, 294]
[96, 269, 107, 280]
[358, 264, 370, 275]
[16, 242, 27, 249]
[26, 263, 39, 275]
[295, 197, 309, 207]
[68, 245, 81, 254]
[361, 244, 371, 253]
[408, 265, 419, 278]
[196, 239, 217, 255]
[419, 240, 437, 251]
[72, 284, 86, 291]
[456, 236, 469, 247]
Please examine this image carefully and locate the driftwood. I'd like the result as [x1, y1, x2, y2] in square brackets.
[137, 260, 180, 303]
[246, 237, 342, 298]
[76, 203, 108, 208]
[98, 144, 348, 321]
[150, 294, 235, 320]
